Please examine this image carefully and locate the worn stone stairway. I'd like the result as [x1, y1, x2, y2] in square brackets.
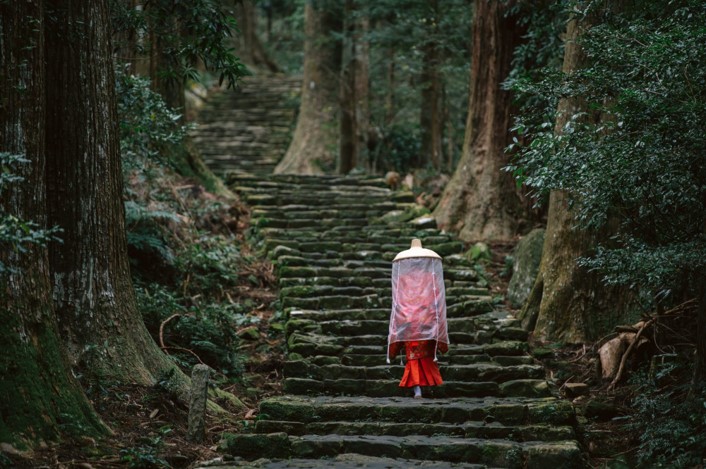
[190, 75, 300, 177]
[192, 80, 584, 468]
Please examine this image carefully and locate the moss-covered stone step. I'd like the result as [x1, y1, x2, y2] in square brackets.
[282, 377, 551, 398]
[258, 395, 574, 426]
[253, 419, 575, 442]
[283, 361, 545, 382]
[255, 217, 372, 229]
[287, 330, 522, 352]
[282, 294, 382, 310]
[251, 208, 397, 221]
[342, 352, 535, 367]
[289, 334, 530, 357]
[286, 312, 521, 338]
[274, 256, 391, 269]
[220, 432, 582, 467]
[258, 226, 442, 243]
[200, 453, 493, 468]
[342, 340, 530, 357]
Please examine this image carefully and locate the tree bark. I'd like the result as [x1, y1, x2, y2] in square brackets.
[44, 0, 189, 397]
[0, 0, 105, 446]
[275, 0, 342, 174]
[338, 0, 369, 174]
[235, 0, 280, 73]
[419, 0, 442, 170]
[433, 0, 525, 242]
[518, 14, 630, 344]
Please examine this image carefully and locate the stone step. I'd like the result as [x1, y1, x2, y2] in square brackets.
[285, 316, 522, 338]
[221, 433, 582, 466]
[241, 193, 415, 206]
[253, 420, 575, 442]
[287, 332, 528, 356]
[257, 396, 574, 426]
[280, 296, 494, 320]
[341, 353, 535, 367]
[197, 454, 493, 468]
[281, 377, 550, 398]
[283, 361, 545, 383]
[339, 341, 530, 358]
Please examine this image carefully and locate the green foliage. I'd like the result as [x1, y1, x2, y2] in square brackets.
[364, 0, 471, 171]
[110, 0, 248, 88]
[374, 124, 421, 172]
[0, 152, 61, 274]
[260, 0, 306, 74]
[119, 427, 171, 468]
[628, 360, 706, 467]
[263, 0, 471, 172]
[508, 0, 706, 304]
[116, 71, 190, 169]
[137, 282, 250, 379]
[115, 60, 261, 383]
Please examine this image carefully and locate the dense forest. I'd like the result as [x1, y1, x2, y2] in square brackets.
[1, 0, 705, 467]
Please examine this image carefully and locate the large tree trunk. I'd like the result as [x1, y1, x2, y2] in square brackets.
[44, 0, 189, 397]
[432, 0, 525, 242]
[0, 0, 105, 446]
[418, 0, 443, 170]
[275, 1, 342, 174]
[338, 0, 369, 174]
[235, 0, 280, 73]
[518, 15, 630, 343]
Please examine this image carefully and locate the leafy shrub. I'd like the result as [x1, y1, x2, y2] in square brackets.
[137, 283, 250, 379]
[508, 0, 706, 306]
[116, 70, 190, 170]
[629, 360, 706, 467]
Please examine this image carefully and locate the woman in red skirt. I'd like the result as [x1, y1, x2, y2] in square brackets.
[387, 239, 449, 398]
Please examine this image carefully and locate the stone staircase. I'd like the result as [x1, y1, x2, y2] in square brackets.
[190, 75, 300, 177]
[192, 79, 584, 468]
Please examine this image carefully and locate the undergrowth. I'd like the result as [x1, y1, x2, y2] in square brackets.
[627, 360, 706, 467]
[117, 70, 277, 386]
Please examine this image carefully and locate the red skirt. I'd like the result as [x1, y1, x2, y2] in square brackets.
[398, 340, 443, 387]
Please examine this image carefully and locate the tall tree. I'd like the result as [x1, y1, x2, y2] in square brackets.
[516, 10, 630, 343]
[275, 0, 342, 174]
[433, 0, 526, 241]
[0, 0, 105, 446]
[338, 0, 370, 174]
[418, 0, 442, 170]
[234, 0, 280, 73]
[44, 0, 189, 395]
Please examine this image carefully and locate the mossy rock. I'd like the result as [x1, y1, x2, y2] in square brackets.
[220, 432, 291, 459]
[507, 228, 545, 308]
[466, 242, 492, 262]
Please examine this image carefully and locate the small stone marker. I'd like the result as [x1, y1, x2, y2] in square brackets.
[187, 364, 210, 443]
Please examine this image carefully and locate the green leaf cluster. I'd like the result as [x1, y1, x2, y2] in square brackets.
[509, 0, 706, 304]
[628, 361, 706, 466]
[110, 0, 248, 87]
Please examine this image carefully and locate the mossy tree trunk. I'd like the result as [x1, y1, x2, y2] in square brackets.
[0, 0, 105, 447]
[518, 14, 630, 344]
[433, 0, 525, 242]
[338, 0, 369, 174]
[275, 0, 342, 174]
[44, 0, 190, 397]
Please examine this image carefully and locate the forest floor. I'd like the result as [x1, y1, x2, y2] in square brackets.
[483, 241, 638, 468]
[15, 264, 286, 469]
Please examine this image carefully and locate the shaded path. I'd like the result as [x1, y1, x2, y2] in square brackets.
[193, 77, 583, 468]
